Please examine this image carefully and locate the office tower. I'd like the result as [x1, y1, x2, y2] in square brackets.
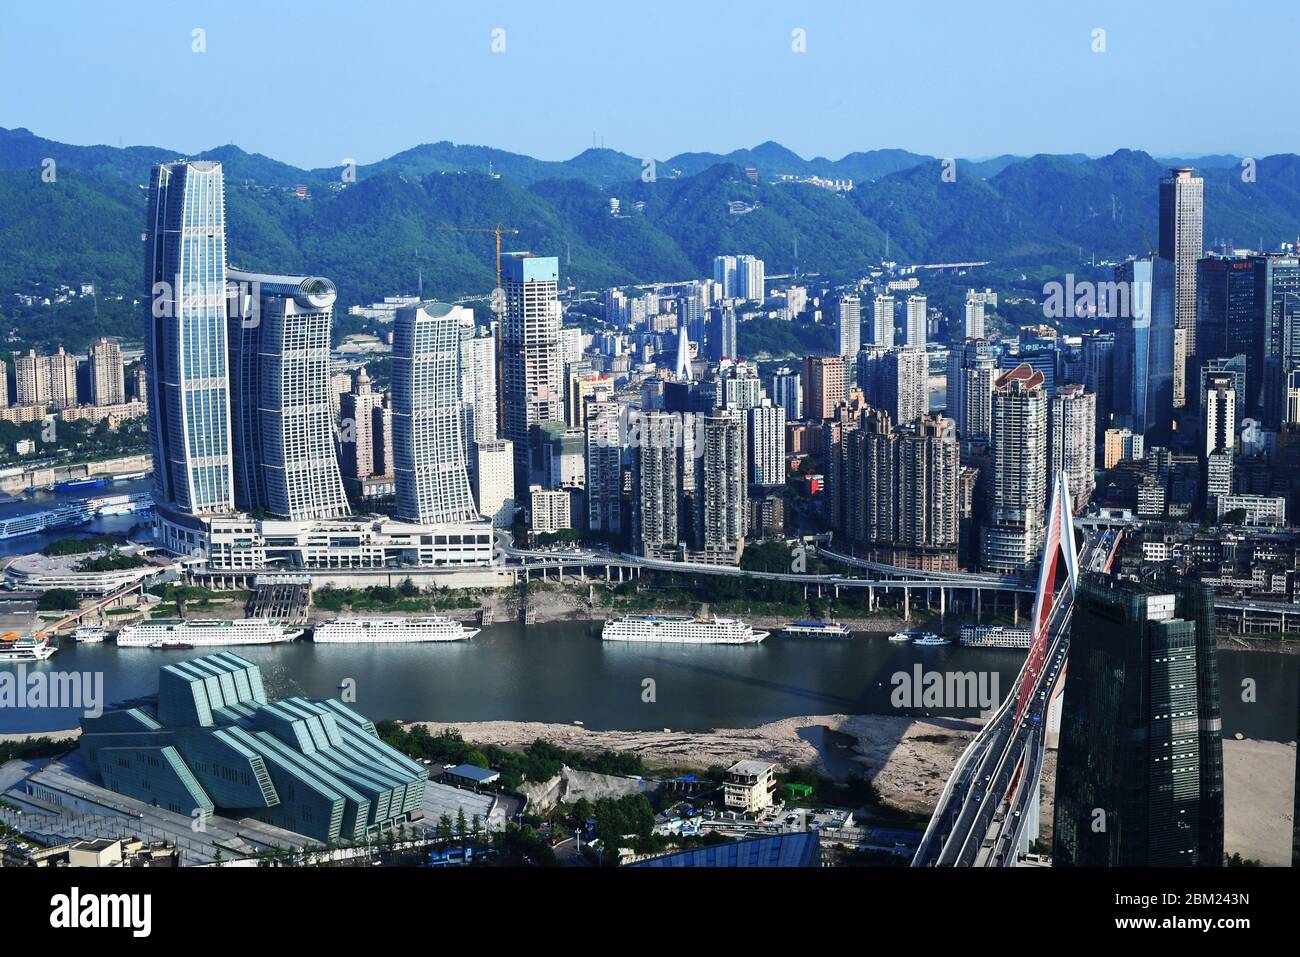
[634, 411, 679, 556]
[963, 291, 986, 339]
[1195, 255, 1258, 410]
[1103, 427, 1144, 469]
[1198, 355, 1246, 436]
[981, 364, 1048, 573]
[501, 253, 563, 493]
[475, 438, 516, 528]
[338, 367, 383, 494]
[712, 255, 738, 299]
[862, 347, 927, 428]
[801, 355, 846, 421]
[835, 295, 861, 357]
[585, 400, 622, 536]
[946, 338, 997, 442]
[707, 304, 737, 362]
[392, 301, 478, 525]
[1114, 256, 1176, 441]
[904, 295, 927, 348]
[145, 161, 234, 516]
[88, 337, 126, 406]
[1255, 253, 1300, 425]
[1158, 168, 1204, 408]
[1054, 573, 1223, 867]
[748, 401, 786, 487]
[999, 340, 1057, 396]
[736, 255, 765, 302]
[529, 485, 570, 535]
[770, 367, 802, 421]
[1204, 373, 1237, 456]
[697, 410, 747, 561]
[537, 422, 586, 490]
[1049, 385, 1096, 513]
[227, 269, 349, 521]
[869, 294, 895, 348]
[460, 331, 498, 455]
[1081, 332, 1114, 433]
[1287, 369, 1300, 425]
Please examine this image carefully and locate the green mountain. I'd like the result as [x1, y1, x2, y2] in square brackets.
[4, 127, 1300, 317]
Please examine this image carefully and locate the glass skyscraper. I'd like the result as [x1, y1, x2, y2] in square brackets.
[145, 161, 235, 515]
[1054, 572, 1223, 867]
[392, 301, 479, 525]
[1114, 256, 1175, 442]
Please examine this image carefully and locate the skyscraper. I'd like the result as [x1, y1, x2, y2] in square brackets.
[770, 367, 802, 421]
[707, 304, 737, 362]
[862, 347, 927, 428]
[1158, 168, 1204, 409]
[802, 355, 846, 421]
[1114, 256, 1176, 441]
[501, 253, 563, 493]
[145, 160, 235, 516]
[1204, 372, 1237, 456]
[904, 294, 927, 348]
[946, 338, 997, 442]
[460, 331, 498, 461]
[88, 337, 126, 406]
[736, 255, 765, 302]
[391, 301, 478, 525]
[963, 290, 987, 339]
[338, 367, 385, 496]
[475, 438, 516, 528]
[1081, 331, 1114, 435]
[585, 400, 623, 536]
[227, 269, 349, 521]
[870, 294, 895, 349]
[634, 411, 679, 556]
[1054, 573, 1223, 867]
[1049, 385, 1096, 513]
[696, 410, 747, 561]
[981, 364, 1048, 573]
[748, 401, 786, 487]
[712, 255, 738, 299]
[835, 295, 861, 357]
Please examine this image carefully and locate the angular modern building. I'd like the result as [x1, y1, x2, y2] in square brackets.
[145, 160, 235, 517]
[1114, 255, 1176, 442]
[227, 269, 349, 521]
[1053, 573, 1223, 867]
[1159, 168, 1203, 408]
[392, 301, 479, 526]
[501, 253, 564, 493]
[79, 653, 429, 844]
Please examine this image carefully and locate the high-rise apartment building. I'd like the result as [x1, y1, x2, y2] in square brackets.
[712, 255, 738, 299]
[634, 411, 679, 556]
[770, 367, 802, 421]
[459, 331, 498, 470]
[1158, 168, 1204, 409]
[862, 347, 927, 428]
[1204, 372, 1237, 456]
[904, 295, 927, 348]
[801, 355, 846, 421]
[391, 301, 478, 526]
[585, 400, 623, 536]
[963, 290, 988, 339]
[835, 295, 861, 357]
[696, 410, 747, 562]
[1081, 332, 1114, 434]
[946, 338, 997, 442]
[338, 367, 386, 496]
[748, 400, 786, 487]
[227, 269, 349, 521]
[501, 253, 563, 493]
[981, 364, 1048, 573]
[475, 438, 516, 528]
[1049, 385, 1096, 513]
[88, 337, 126, 406]
[145, 160, 235, 516]
[869, 294, 895, 349]
[736, 255, 765, 303]
[1054, 573, 1223, 867]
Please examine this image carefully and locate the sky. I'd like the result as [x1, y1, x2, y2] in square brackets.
[1, 0, 1296, 169]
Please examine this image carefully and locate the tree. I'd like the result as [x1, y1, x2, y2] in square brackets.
[437, 814, 454, 845]
[455, 808, 468, 842]
[37, 588, 80, 611]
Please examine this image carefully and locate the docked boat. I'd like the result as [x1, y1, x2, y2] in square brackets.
[887, 631, 913, 642]
[116, 619, 301, 648]
[73, 626, 110, 643]
[312, 616, 480, 644]
[0, 632, 57, 661]
[912, 632, 951, 646]
[0, 502, 94, 541]
[602, 614, 769, 644]
[54, 477, 108, 493]
[782, 620, 852, 639]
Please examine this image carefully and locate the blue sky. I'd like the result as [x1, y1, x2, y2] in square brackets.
[2, 0, 1295, 168]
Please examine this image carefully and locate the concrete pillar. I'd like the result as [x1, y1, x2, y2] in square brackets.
[1013, 592, 1019, 625]
[939, 588, 946, 618]
[903, 586, 910, 621]
[868, 586, 875, 612]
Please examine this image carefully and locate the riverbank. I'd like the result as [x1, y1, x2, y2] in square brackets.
[404, 712, 982, 813]
[1222, 736, 1295, 866]
[1216, 635, 1300, 655]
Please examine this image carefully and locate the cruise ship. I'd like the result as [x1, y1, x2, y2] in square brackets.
[312, 616, 480, 644]
[0, 633, 56, 661]
[0, 503, 94, 541]
[116, 619, 302, 648]
[602, 614, 769, 644]
[73, 626, 109, 643]
[782, 620, 852, 639]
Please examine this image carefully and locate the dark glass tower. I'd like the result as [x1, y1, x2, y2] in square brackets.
[1054, 572, 1223, 867]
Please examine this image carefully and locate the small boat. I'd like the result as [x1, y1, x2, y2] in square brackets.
[782, 620, 852, 639]
[0, 633, 56, 661]
[888, 632, 913, 642]
[74, 625, 110, 643]
[913, 633, 951, 647]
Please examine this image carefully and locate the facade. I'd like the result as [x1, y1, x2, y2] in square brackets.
[696, 410, 747, 562]
[585, 400, 623, 536]
[736, 255, 765, 303]
[963, 290, 987, 339]
[145, 160, 235, 516]
[475, 438, 516, 528]
[459, 331, 498, 471]
[1158, 168, 1204, 408]
[1114, 256, 1176, 441]
[707, 304, 737, 362]
[748, 401, 786, 487]
[501, 253, 563, 492]
[1103, 427, 1144, 469]
[15, 348, 79, 409]
[802, 354, 846, 421]
[79, 653, 428, 844]
[529, 485, 571, 535]
[1081, 332, 1114, 434]
[1204, 372, 1236, 456]
[982, 364, 1048, 573]
[227, 269, 349, 521]
[338, 367, 387, 496]
[392, 301, 478, 526]
[1049, 385, 1096, 513]
[861, 346, 927, 428]
[88, 337, 126, 406]
[1053, 574, 1223, 867]
[634, 411, 680, 555]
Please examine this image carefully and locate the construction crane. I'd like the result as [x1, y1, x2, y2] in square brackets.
[439, 224, 520, 437]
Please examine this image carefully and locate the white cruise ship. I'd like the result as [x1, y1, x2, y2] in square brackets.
[73, 626, 109, 643]
[602, 614, 769, 645]
[116, 619, 302, 648]
[312, 616, 480, 644]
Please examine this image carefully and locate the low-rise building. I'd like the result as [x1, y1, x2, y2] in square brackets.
[723, 760, 776, 813]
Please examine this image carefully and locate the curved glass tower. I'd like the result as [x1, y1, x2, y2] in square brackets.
[145, 161, 235, 515]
